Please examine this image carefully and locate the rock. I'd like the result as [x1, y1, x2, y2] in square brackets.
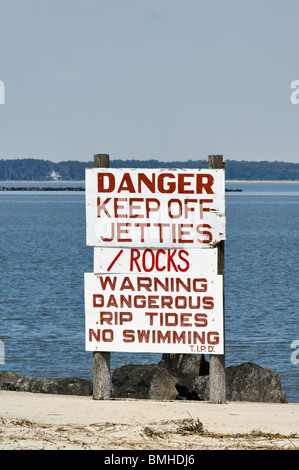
[112, 353, 209, 400]
[176, 375, 209, 401]
[159, 353, 209, 377]
[1, 361, 287, 403]
[225, 362, 287, 403]
[0, 371, 93, 396]
[176, 363, 287, 403]
[0, 371, 23, 388]
[112, 363, 178, 400]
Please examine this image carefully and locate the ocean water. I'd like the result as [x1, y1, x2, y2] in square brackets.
[0, 181, 298, 402]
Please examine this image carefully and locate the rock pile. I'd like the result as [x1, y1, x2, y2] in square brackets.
[0, 370, 93, 396]
[0, 355, 287, 402]
[112, 355, 287, 403]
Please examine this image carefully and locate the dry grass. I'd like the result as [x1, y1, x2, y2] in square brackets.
[0, 416, 298, 450]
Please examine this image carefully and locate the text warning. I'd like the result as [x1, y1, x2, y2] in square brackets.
[84, 273, 224, 354]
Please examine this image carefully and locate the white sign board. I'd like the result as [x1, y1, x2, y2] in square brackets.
[86, 168, 225, 248]
[93, 247, 218, 275]
[84, 272, 224, 355]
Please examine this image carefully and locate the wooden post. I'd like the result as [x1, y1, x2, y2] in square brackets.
[92, 153, 111, 400]
[208, 155, 226, 404]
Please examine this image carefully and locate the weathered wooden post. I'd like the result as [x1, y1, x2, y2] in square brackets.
[92, 153, 111, 400]
[208, 154, 226, 404]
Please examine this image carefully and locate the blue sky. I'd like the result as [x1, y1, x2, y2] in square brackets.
[0, 0, 299, 163]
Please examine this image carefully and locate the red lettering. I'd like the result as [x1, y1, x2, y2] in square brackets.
[134, 223, 150, 242]
[193, 278, 207, 292]
[144, 312, 158, 325]
[129, 198, 143, 218]
[154, 223, 170, 243]
[199, 199, 213, 219]
[99, 311, 113, 324]
[137, 329, 151, 343]
[117, 173, 135, 193]
[184, 199, 197, 218]
[134, 295, 146, 308]
[148, 295, 159, 308]
[177, 249, 190, 272]
[98, 173, 115, 192]
[107, 249, 123, 272]
[117, 222, 132, 242]
[160, 296, 173, 308]
[178, 173, 194, 194]
[142, 249, 155, 272]
[137, 173, 155, 192]
[156, 249, 166, 272]
[178, 224, 193, 243]
[88, 328, 114, 342]
[106, 296, 118, 308]
[130, 249, 189, 273]
[97, 171, 216, 195]
[119, 312, 132, 324]
[168, 199, 182, 219]
[101, 222, 114, 242]
[157, 330, 171, 343]
[173, 331, 186, 344]
[196, 224, 213, 244]
[98, 276, 117, 291]
[123, 329, 135, 342]
[89, 328, 100, 342]
[180, 313, 192, 326]
[157, 173, 176, 193]
[97, 197, 112, 217]
[93, 294, 104, 307]
[120, 276, 135, 291]
[167, 249, 178, 272]
[196, 174, 214, 194]
[114, 198, 127, 218]
[130, 249, 141, 272]
[145, 198, 160, 217]
[194, 313, 208, 327]
[207, 331, 219, 344]
[164, 313, 179, 326]
[203, 296, 214, 309]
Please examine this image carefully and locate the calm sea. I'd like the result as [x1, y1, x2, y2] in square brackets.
[0, 181, 298, 402]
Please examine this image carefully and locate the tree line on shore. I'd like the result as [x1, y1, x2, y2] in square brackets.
[0, 158, 298, 181]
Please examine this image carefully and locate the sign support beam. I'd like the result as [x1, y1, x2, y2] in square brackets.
[93, 154, 111, 400]
[208, 155, 226, 404]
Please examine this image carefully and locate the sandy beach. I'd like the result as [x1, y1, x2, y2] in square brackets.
[0, 391, 298, 450]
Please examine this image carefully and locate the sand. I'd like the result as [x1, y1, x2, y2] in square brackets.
[0, 391, 298, 450]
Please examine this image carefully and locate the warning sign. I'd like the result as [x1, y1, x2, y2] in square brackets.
[93, 247, 218, 275]
[84, 272, 224, 354]
[85, 168, 225, 248]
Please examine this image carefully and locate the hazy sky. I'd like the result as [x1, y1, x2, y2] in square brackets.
[1, 0, 299, 163]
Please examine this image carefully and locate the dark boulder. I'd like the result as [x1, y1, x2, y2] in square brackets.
[176, 362, 287, 403]
[112, 363, 178, 400]
[176, 375, 209, 401]
[159, 353, 209, 377]
[0, 371, 93, 396]
[225, 362, 287, 403]
[112, 353, 209, 400]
